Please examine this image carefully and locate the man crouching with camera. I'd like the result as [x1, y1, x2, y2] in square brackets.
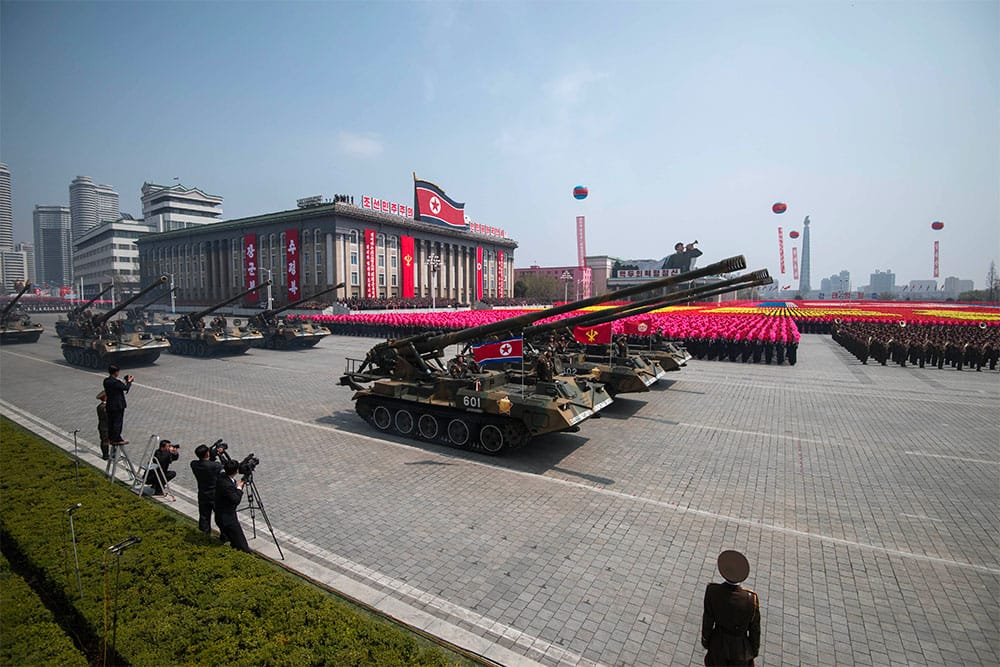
[215, 459, 251, 553]
[146, 439, 179, 496]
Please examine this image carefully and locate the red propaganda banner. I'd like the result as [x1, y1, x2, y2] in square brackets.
[623, 318, 652, 336]
[576, 216, 587, 268]
[244, 233, 259, 304]
[933, 240, 939, 278]
[792, 246, 799, 281]
[364, 229, 377, 297]
[777, 227, 786, 274]
[414, 178, 466, 228]
[400, 235, 415, 298]
[475, 246, 484, 300]
[472, 337, 523, 365]
[286, 229, 300, 302]
[574, 322, 612, 345]
[496, 250, 505, 298]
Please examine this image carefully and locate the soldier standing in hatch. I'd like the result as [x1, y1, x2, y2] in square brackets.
[701, 550, 761, 666]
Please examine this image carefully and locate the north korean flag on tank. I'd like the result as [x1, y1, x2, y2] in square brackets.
[414, 178, 467, 229]
[472, 337, 523, 366]
[623, 318, 652, 336]
[573, 323, 612, 345]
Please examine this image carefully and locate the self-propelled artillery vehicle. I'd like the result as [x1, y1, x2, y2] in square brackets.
[340, 255, 748, 454]
[60, 276, 171, 368]
[122, 286, 177, 335]
[54, 284, 114, 338]
[249, 283, 344, 349]
[0, 283, 44, 344]
[527, 270, 774, 376]
[165, 281, 271, 356]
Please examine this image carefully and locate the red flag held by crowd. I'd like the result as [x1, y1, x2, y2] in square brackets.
[573, 323, 612, 345]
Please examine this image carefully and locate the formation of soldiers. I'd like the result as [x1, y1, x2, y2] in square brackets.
[677, 335, 799, 365]
[832, 321, 999, 370]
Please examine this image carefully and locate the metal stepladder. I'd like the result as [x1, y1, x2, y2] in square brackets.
[105, 437, 139, 483]
[128, 433, 174, 499]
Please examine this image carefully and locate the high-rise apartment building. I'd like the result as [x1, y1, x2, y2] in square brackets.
[869, 269, 896, 295]
[16, 242, 35, 284]
[820, 270, 851, 294]
[141, 182, 223, 232]
[943, 276, 974, 295]
[70, 176, 120, 240]
[72, 215, 154, 297]
[0, 163, 13, 251]
[33, 205, 73, 286]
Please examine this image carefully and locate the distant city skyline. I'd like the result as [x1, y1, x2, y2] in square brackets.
[2, 2, 996, 289]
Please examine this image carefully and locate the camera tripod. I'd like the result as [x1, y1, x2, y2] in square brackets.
[238, 472, 284, 560]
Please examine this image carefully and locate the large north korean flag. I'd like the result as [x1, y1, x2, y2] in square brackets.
[623, 318, 652, 335]
[472, 337, 523, 366]
[414, 178, 467, 229]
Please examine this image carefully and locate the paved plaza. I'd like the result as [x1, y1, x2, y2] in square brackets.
[2, 313, 998, 666]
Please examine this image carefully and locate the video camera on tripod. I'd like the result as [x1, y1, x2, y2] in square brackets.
[210, 439, 260, 479]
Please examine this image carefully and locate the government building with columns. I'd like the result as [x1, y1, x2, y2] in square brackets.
[136, 197, 517, 308]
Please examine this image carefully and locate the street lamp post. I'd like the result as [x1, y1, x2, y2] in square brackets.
[560, 270, 573, 302]
[262, 268, 274, 310]
[169, 274, 176, 314]
[426, 254, 441, 309]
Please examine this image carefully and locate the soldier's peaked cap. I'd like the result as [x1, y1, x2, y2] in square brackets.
[717, 550, 750, 583]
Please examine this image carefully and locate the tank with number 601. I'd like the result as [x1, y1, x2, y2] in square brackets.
[340, 255, 749, 455]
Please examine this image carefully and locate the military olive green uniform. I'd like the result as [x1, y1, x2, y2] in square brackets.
[701, 582, 760, 666]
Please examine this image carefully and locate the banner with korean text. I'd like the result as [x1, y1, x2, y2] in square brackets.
[244, 233, 259, 304]
[400, 235, 415, 298]
[475, 246, 484, 301]
[364, 229, 377, 297]
[286, 229, 300, 302]
[777, 227, 786, 274]
[496, 250, 505, 298]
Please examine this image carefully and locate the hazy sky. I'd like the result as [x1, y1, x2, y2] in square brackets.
[2, 1, 997, 288]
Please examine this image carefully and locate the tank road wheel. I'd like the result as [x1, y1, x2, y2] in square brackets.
[503, 423, 530, 450]
[417, 414, 439, 440]
[372, 405, 392, 430]
[394, 410, 415, 435]
[479, 424, 505, 454]
[90, 351, 103, 369]
[447, 419, 471, 447]
[196, 341, 208, 356]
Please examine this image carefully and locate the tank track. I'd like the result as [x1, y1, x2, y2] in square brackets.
[354, 395, 530, 456]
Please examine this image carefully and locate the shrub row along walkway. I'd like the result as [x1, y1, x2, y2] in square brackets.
[0, 418, 479, 667]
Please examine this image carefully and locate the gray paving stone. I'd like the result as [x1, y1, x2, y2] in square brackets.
[1, 320, 998, 666]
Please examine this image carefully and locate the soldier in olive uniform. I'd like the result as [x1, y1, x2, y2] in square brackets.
[701, 550, 761, 666]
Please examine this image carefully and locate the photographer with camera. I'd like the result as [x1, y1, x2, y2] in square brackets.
[145, 439, 179, 496]
[215, 459, 250, 552]
[190, 442, 225, 535]
[102, 365, 134, 446]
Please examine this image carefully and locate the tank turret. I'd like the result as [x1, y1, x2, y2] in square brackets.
[250, 283, 344, 349]
[55, 284, 116, 337]
[1, 283, 44, 344]
[166, 281, 271, 356]
[339, 255, 748, 454]
[60, 276, 171, 368]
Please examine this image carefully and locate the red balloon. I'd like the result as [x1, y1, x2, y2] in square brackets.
[931, 221, 944, 230]
[772, 202, 787, 214]
[789, 230, 800, 239]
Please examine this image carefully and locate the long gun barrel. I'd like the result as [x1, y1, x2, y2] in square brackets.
[524, 270, 773, 337]
[401, 255, 747, 353]
[184, 280, 273, 323]
[261, 282, 345, 318]
[95, 276, 170, 326]
[1, 283, 32, 322]
[134, 285, 176, 310]
[69, 284, 114, 316]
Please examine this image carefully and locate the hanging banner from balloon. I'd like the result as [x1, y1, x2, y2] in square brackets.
[792, 246, 799, 281]
[933, 240, 940, 278]
[777, 227, 786, 274]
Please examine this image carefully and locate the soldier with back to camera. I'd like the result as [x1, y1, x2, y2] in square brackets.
[191, 444, 224, 535]
[701, 550, 761, 666]
[102, 364, 133, 445]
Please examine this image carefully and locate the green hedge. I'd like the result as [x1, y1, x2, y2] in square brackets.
[0, 551, 89, 666]
[0, 418, 476, 666]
